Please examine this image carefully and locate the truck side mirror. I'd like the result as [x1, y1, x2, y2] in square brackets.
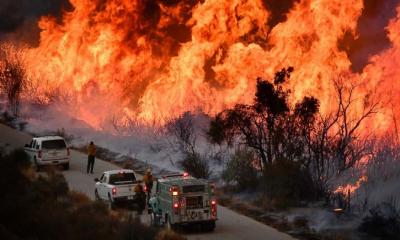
[24, 144, 29, 148]
[94, 178, 99, 182]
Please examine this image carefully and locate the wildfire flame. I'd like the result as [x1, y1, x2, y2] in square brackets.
[334, 175, 368, 195]
[2, 0, 400, 131]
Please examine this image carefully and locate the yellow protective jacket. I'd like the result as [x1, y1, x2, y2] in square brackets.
[87, 144, 96, 156]
[143, 173, 153, 185]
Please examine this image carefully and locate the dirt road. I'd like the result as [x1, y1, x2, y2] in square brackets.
[0, 123, 295, 240]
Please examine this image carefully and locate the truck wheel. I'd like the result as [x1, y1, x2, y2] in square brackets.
[94, 190, 100, 201]
[203, 221, 216, 232]
[150, 212, 156, 226]
[166, 215, 176, 231]
[63, 162, 70, 170]
[34, 158, 41, 172]
[141, 194, 147, 210]
[108, 194, 116, 210]
[150, 212, 162, 227]
[137, 207, 143, 215]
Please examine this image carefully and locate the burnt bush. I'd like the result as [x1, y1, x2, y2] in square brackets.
[359, 203, 400, 240]
[120, 214, 157, 240]
[222, 148, 259, 190]
[179, 151, 211, 179]
[262, 160, 315, 208]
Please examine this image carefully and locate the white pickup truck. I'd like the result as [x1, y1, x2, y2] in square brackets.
[94, 169, 146, 211]
[24, 136, 70, 171]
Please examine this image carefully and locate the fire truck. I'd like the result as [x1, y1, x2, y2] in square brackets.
[148, 173, 217, 231]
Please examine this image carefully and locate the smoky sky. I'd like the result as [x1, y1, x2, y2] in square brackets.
[0, 0, 72, 45]
[0, 0, 72, 32]
[262, 0, 300, 28]
[340, 0, 400, 72]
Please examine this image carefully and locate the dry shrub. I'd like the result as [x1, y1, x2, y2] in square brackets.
[359, 203, 400, 240]
[155, 230, 187, 240]
[179, 151, 211, 179]
[222, 148, 259, 190]
[262, 160, 315, 208]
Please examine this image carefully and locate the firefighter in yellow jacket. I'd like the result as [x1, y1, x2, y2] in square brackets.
[143, 169, 153, 202]
[87, 141, 96, 174]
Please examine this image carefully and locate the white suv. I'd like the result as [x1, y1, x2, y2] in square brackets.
[24, 136, 70, 171]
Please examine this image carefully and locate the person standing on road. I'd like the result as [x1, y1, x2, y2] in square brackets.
[87, 141, 96, 174]
[143, 168, 153, 202]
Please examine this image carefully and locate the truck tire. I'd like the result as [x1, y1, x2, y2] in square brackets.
[34, 157, 41, 172]
[203, 221, 216, 232]
[150, 212, 158, 226]
[140, 193, 146, 210]
[137, 207, 143, 215]
[108, 194, 116, 210]
[166, 215, 177, 231]
[94, 189, 100, 201]
[63, 162, 70, 170]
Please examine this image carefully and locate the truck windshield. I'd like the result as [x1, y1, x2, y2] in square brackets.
[109, 172, 136, 185]
[42, 140, 66, 149]
[182, 185, 205, 193]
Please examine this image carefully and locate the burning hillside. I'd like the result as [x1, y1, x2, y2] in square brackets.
[0, 0, 399, 131]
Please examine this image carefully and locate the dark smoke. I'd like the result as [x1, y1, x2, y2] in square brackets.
[0, 0, 72, 44]
[141, 0, 195, 56]
[262, 0, 300, 28]
[0, 0, 24, 33]
[340, 0, 399, 72]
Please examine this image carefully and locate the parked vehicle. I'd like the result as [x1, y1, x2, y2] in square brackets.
[94, 169, 146, 212]
[148, 172, 217, 231]
[24, 136, 70, 171]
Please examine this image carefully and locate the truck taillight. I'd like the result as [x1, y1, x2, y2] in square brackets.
[211, 200, 217, 216]
[112, 187, 117, 196]
[170, 186, 179, 196]
[38, 150, 42, 158]
[143, 185, 147, 192]
[173, 202, 180, 214]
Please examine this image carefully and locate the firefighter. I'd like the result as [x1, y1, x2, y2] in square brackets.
[87, 141, 96, 174]
[143, 168, 154, 202]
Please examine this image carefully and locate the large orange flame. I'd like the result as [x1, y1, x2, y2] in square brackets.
[8, 0, 399, 130]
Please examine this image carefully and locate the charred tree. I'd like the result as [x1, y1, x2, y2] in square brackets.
[208, 67, 319, 171]
[0, 48, 26, 118]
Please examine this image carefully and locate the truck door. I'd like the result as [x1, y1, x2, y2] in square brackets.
[31, 140, 38, 160]
[153, 181, 161, 210]
[98, 174, 107, 199]
[24, 140, 34, 160]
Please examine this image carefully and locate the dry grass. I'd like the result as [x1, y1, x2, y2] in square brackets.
[155, 230, 187, 240]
